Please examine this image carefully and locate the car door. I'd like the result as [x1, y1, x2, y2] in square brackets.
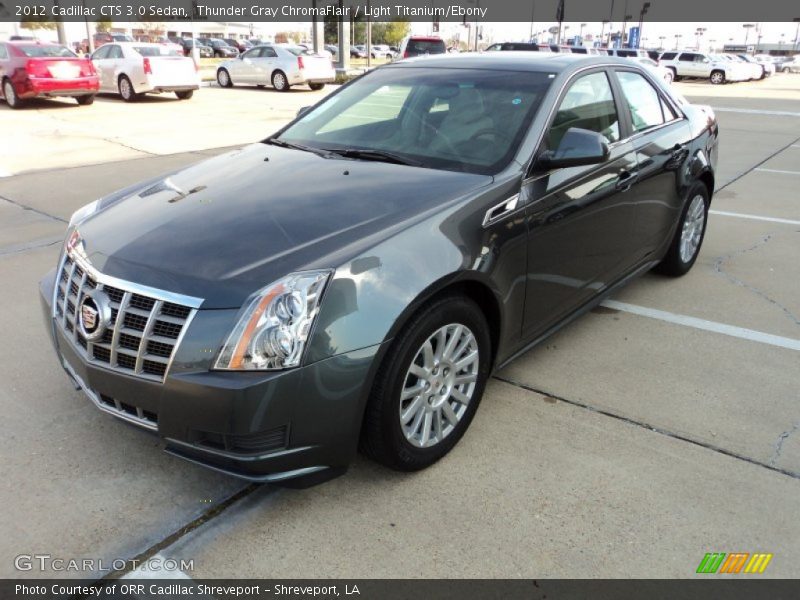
[257, 46, 279, 85]
[234, 47, 264, 83]
[522, 69, 639, 337]
[103, 44, 125, 91]
[91, 44, 113, 91]
[612, 68, 693, 259]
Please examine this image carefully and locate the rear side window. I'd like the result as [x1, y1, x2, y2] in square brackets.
[262, 47, 278, 58]
[548, 71, 620, 148]
[0, 44, 7, 60]
[407, 39, 446, 55]
[616, 71, 668, 132]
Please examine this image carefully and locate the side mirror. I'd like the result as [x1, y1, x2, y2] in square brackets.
[538, 128, 610, 170]
[296, 106, 312, 118]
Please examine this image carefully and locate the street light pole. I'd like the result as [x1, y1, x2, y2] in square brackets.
[742, 23, 755, 48]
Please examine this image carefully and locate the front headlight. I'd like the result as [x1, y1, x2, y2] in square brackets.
[214, 271, 331, 371]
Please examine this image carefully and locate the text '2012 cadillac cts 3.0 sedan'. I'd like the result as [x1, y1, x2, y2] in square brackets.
[40, 54, 718, 486]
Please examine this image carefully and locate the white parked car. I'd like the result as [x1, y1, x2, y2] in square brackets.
[738, 54, 774, 78]
[778, 58, 800, 74]
[718, 54, 761, 80]
[370, 44, 395, 59]
[659, 50, 750, 84]
[91, 42, 199, 101]
[216, 44, 335, 92]
[632, 57, 675, 84]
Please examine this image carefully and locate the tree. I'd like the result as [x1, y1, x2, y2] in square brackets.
[95, 20, 112, 33]
[379, 19, 410, 46]
[20, 19, 57, 32]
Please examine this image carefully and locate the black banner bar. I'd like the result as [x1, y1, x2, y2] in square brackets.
[2, 580, 800, 600]
[1, 0, 799, 23]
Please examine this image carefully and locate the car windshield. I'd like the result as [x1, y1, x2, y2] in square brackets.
[17, 45, 76, 58]
[276, 67, 553, 175]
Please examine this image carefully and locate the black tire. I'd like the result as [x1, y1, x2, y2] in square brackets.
[667, 67, 677, 82]
[654, 182, 710, 277]
[710, 70, 725, 85]
[75, 94, 95, 105]
[217, 68, 233, 88]
[271, 70, 289, 92]
[175, 90, 194, 100]
[118, 75, 138, 102]
[360, 294, 492, 471]
[3, 78, 23, 109]
[309, 83, 325, 91]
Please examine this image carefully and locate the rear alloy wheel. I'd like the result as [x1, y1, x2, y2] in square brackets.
[655, 182, 709, 277]
[309, 83, 325, 91]
[75, 94, 95, 106]
[217, 68, 232, 88]
[118, 75, 138, 102]
[710, 70, 725, 85]
[175, 90, 194, 100]
[272, 70, 289, 92]
[3, 79, 22, 109]
[361, 294, 491, 471]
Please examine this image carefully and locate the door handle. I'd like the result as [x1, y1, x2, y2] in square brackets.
[615, 171, 638, 192]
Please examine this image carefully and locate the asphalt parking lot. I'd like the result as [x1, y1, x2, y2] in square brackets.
[1, 75, 799, 579]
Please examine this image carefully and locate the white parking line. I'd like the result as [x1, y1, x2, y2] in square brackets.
[712, 107, 800, 117]
[710, 210, 800, 226]
[754, 168, 800, 176]
[601, 300, 800, 352]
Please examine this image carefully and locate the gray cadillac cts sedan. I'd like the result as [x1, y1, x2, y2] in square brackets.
[40, 53, 718, 485]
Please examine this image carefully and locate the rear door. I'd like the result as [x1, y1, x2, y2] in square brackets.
[612, 68, 692, 259]
[522, 69, 639, 337]
[0, 44, 8, 89]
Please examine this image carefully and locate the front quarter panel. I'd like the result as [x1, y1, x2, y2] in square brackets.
[305, 173, 526, 369]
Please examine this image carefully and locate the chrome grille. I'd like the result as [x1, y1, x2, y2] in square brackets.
[53, 249, 202, 383]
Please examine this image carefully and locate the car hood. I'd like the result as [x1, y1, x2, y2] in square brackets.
[77, 143, 492, 308]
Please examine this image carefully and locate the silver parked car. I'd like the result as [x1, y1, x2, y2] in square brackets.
[779, 58, 800, 74]
[216, 44, 336, 92]
[91, 42, 199, 101]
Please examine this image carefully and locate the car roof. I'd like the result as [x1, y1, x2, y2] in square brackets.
[388, 52, 635, 73]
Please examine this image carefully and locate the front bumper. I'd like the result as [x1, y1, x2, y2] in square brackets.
[39, 268, 385, 484]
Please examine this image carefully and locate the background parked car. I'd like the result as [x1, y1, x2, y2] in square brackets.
[201, 38, 239, 58]
[659, 50, 748, 84]
[173, 38, 213, 59]
[737, 54, 773, 78]
[398, 36, 446, 59]
[351, 45, 367, 58]
[91, 42, 199, 102]
[217, 44, 335, 92]
[0, 41, 98, 108]
[779, 58, 800, 73]
[370, 44, 395, 59]
[632, 56, 675, 84]
[224, 38, 253, 53]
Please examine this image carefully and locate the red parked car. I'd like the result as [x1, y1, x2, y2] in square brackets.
[0, 41, 99, 109]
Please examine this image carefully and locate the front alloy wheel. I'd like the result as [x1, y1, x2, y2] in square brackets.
[272, 71, 289, 92]
[361, 294, 491, 471]
[400, 324, 480, 448]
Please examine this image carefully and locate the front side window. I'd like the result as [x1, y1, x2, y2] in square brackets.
[678, 53, 696, 62]
[278, 67, 553, 175]
[107, 45, 123, 59]
[0, 44, 8, 60]
[92, 45, 111, 60]
[548, 72, 620, 149]
[616, 71, 666, 132]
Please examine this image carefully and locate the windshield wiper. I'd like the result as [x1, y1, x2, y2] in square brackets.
[265, 138, 332, 158]
[322, 148, 422, 167]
